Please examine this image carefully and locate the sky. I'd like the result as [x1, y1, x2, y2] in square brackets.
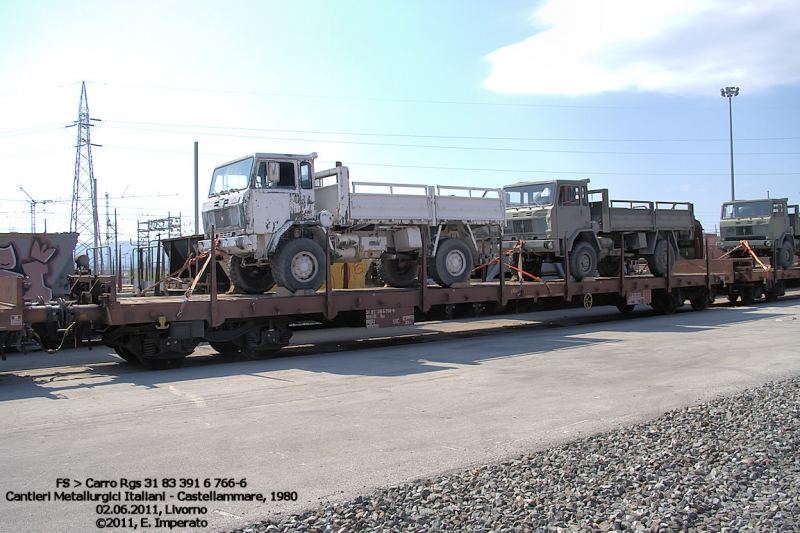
[1, 0, 799, 251]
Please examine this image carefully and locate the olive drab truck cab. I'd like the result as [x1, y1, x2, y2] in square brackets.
[719, 198, 799, 269]
[198, 153, 505, 294]
[503, 178, 698, 281]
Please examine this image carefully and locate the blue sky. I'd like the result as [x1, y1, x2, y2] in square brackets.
[1, 0, 799, 241]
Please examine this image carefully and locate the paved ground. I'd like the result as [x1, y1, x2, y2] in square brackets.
[1, 299, 799, 533]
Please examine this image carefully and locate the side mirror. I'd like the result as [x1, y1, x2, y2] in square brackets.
[268, 162, 280, 183]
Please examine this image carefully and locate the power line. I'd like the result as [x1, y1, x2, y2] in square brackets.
[0, 123, 69, 138]
[89, 81, 710, 110]
[101, 119, 800, 144]
[329, 160, 800, 177]
[0, 147, 73, 159]
[0, 82, 81, 99]
[96, 124, 800, 156]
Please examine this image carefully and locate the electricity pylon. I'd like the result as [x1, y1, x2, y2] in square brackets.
[69, 81, 103, 271]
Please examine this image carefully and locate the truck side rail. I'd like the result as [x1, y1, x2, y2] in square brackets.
[348, 181, 434, 224]
[588, 188, 694, 233]
[435, 185, 503, 199]
[654, 201, 693, 211]
[350, 182, 430, 196]
[434, 185, 506, 224]
[609, 200, 655, 210]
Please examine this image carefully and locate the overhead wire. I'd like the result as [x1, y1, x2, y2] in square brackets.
[101, 119, 800, 144]
[95, 124, 800, 156]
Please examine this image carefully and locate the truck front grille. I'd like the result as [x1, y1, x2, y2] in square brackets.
[507, 218, 548, 234]
[722, 225, 767, 242]
[205, 206, 244, 232]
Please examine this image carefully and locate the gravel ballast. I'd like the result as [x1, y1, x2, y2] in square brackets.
[226, 377, 800, 533]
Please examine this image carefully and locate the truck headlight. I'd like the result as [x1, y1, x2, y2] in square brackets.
[764, 240, 773, 248]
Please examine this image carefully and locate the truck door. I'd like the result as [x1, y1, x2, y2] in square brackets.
[554, 184, 589, 251]
[296, 160, 315, 220]
[772, 200, 789, 237]
[250, 159, 315, 234]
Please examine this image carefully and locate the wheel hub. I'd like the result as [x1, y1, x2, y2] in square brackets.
[579, 253, 591, 272]
[446, 251, 466, 275]
[291, 252, 317, 281]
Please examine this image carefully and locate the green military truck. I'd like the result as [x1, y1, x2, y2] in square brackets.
[720, 198, 799, 269]
[503, 179, 700, 281]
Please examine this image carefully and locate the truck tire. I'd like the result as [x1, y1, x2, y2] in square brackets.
[229, 256, 276, 294]
[429, 238, 472, 287]
[778, 240, 794, 270]
[598, 256, 622, 277]
[648, 239, 675, 277]
[273, 238, 326, 292]
[377, 258, 419, 287]
[569, 241, 597, 281]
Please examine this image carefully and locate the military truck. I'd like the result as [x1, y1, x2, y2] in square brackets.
[198, 153, 505, 293]
[720, 198, 799, 269]
[503, 179, 699, 281]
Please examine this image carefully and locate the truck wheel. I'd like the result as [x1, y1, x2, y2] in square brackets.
[569, 241, 597, 281]
[377, 258, 419, 287]
[229, 256, 276, 294]
[273, 238, 326, 292]
[648, 239, 675, 277]
[778, 240, 794, 270]
[429, 239, 472, 287]
[598, 256, 622, 277]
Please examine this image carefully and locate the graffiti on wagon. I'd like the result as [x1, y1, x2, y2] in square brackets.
[0, 233, 78, 302]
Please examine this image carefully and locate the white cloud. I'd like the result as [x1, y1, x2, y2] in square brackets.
[484, 0, 800, 96]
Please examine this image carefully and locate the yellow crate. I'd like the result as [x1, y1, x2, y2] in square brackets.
[326, 260, 369, 289]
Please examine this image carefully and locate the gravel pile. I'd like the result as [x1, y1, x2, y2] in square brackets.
[226, 377, 800, 533]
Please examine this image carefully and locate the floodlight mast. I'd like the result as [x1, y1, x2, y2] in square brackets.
[720, 86, 739, 201]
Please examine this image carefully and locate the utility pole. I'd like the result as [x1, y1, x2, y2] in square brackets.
[720, 86, 739, 201]
[68, 81, 103, 270]
[194, 141, 199, 235]
[20, 187, 53, 233]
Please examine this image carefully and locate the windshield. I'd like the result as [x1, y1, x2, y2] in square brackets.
[209, 157, 254, 196]
[721, 200, 770, 219]
[505, 182, 555, 207]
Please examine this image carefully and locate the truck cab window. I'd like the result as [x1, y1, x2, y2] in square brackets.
[255, 162, 268, 188]
[300, 162, 312, 190]
[559, 186, 581, 206]
[277, 162, 295, 188]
